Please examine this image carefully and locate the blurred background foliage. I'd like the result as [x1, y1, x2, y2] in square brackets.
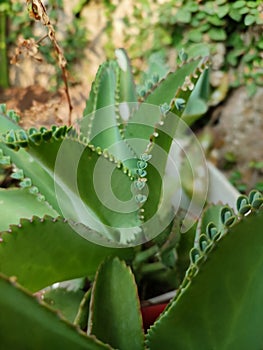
[1, 0, 262, 95]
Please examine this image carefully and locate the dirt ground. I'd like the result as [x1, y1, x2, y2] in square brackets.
[0, 84, 87, 128]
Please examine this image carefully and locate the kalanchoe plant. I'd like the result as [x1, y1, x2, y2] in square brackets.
[0, 50, 262, 348]
[0, 49, 210, 248]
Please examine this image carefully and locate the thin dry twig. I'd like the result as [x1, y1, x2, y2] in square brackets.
[25, 0, 73, 125]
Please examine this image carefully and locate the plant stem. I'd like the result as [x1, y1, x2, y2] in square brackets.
[140, 262, 166, 275]
[133, 245, 159, 267]
[0, 8, 9, 88]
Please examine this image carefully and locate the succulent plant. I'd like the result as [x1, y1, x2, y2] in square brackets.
[0, 49, 209, 248]
[0, 49, 262, 348]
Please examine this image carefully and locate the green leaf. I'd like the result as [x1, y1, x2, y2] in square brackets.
[0, 274, 112, 350]
[0, 188, 57, 231]
[182, 99, 207, 125]
[0, 126, 69, 215]
[74, 289, 92, 330]
[147, 208, 263, 349]
[88, 257, 144, 350]
[1, 132, 141, 240]
[207, 15, 224, 26]
[232, 0, 246, 9]
[129, 59, 209, 238]
[145, 58, 205, 107]
[53, 137, 140, 236]
[176, 8, 191, 23]
[43, 288, 85, 323]
[246, 1, 258, 8]
[175, 221, 198, 282]
[81, 58, 136, 165]
[3, 145, 59, 212]
[199, 204, 225, 235]
[115, 48, 137, 103]
[229, 9, 242, 21]
[124, 58, 208, 147]
[82, 62, 122, 147]
[83, 61, 116, 117]
[208, 28, 226, 41]
[244, 14, 256, 26]
[182, 69, 210, 125]
[188, 29, 203, 42]
[203, 2, 216, 15]
[0, 216, 134, 292]
[0, 105, 21, 133]
[217, 3, 229, 18]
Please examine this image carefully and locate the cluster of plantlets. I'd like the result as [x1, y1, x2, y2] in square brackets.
[0, 49, 263, 348]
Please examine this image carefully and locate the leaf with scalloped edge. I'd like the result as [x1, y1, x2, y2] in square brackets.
[0, 107, 58, 210]
[199, 204, 225, 237]
[124, 57, 209, 145]
[137, 59, 210, 235]
[1, 130, 141, 241]
[123, 58, 209, 159]
[0, 216, 134, 292]
[146, 58, 208, 107]
[0, 125, 71, 215]
[88, 257, 144, 350]
[146, 205, 263, 349]
[0, 188, 57, 231]
[182, 68, 210, 126]
[83, 61, 117, 118]
[0, 104, 21, 133]
[0, 104, 56, 212]
[120, 59, 210, 240]
[0, 274, 112, 350]
[0, 143, 61, 213]
[82, 61, 121, 147]
[81, 59, 137, 169]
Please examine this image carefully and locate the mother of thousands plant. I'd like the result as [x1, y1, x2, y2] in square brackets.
[0, 50, 262, 349]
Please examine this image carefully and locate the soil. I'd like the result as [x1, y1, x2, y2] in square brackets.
[0, 84, 87, 128]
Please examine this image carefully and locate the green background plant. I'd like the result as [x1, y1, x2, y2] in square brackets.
[100, 0, 263, 96]
[3, 0, 263, 95]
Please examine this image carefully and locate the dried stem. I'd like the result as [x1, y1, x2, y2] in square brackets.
[26, 0, 73, 125]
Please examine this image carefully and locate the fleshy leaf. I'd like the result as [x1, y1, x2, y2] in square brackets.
[0, 216, 134, 292]
[81, 58, 137, 169]
[124, 57, 209, 143]
[88, 257, 144, 350]
[0, 274, 112, 350]
[0, 188, 57, 231]
[1, 130, 141, 241]
[43, 287, 85, 323]
[115, 48, 137, 104]
[146, 207, 263, 349]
